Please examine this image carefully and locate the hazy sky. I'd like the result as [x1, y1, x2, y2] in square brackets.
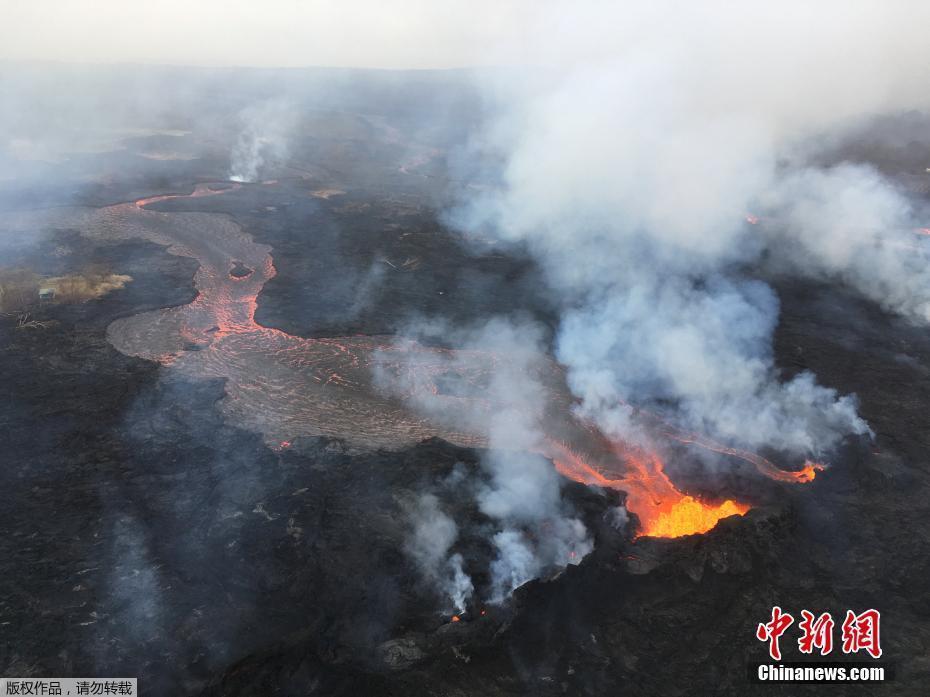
[3, 1, 929, 80]
[0, 0, 542, 69]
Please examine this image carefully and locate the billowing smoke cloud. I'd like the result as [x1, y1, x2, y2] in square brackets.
[228, 99, 294, 182]
[553, 277, 870, 456]
[374, 316, 551, 442]
[379, 317, 592, 604]
[404, 493, 474, 613]
[479, 450, 593, 602]
[447, 3, 930, 459]
[762, 164, 930, 322]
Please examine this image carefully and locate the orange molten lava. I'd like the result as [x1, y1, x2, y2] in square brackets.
[643, 495, 749, 538]
[661, 430, 825, 482]
[547, 440, 749, 538]
[451, 615, 461, 623]
[124, 183, 822, 542]
[780, 460, 823, 483]
[135, 182, 242, 209]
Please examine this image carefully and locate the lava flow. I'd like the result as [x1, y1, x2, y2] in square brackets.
[33, 180, 821, 542]
[659, 429, 825, 483]
[134, 182, 242, 208]
[547, 440, 751, 538]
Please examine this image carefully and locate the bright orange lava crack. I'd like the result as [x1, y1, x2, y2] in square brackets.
[643, 496, 750, 538]
[546, 439, 820, 539]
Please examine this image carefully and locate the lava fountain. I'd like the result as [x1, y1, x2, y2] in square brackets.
[26, 181, 823, 542]
[546, 435, 822, 538]
[541, 401, 824, 538]
[546, 439, 752, 538]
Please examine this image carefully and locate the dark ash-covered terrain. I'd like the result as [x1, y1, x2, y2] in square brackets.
[2, 66, 929, 696]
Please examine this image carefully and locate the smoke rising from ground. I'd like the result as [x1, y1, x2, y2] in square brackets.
[448, 3, 930, 459]
[404, 493, 473, 613]
[479, 450, 593, 603]
[763, 165, 930, 322]
[228, 99, 294, 182]
[7, 0, 930, 639]
[379, 318, 592, 605]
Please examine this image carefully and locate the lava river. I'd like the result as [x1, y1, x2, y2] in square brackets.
[15, 182, 821, 539]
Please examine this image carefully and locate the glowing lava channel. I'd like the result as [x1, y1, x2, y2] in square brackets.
[83, 183, 821, 541]
[546, 440, 752, 538]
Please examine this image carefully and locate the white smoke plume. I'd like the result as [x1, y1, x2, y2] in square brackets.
[762, 164, 930, 322]
[373, 316, 551, 442]
[489, 530, 538, 601]
[404, 493, 474, 613]
[228, 99, 295, 183]
[379, 318, 593, 603]
[448, 2, 930, 458]
[607, 506, 629, 533]
[479, 450, 593, 603]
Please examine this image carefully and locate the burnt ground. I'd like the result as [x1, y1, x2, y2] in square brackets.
[4, 198, 929, 697]
[0, 229, 615, 695]
[142, 175, 556, 341]
[2, 70, 930, 695]
[197, 276, 930, 697]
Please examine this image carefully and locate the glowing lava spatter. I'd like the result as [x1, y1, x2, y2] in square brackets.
[546, 440, 750, 538]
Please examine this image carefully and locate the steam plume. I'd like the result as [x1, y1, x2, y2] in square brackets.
[449, 3, 930, 459]
[405, 493, 474, 613]
[381, 318, 592, 603]
[228, 99, 294, 183]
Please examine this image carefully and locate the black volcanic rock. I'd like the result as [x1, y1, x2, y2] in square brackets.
[193, 283, 930, 696]
[4, 80, 930, 697]
[5, 214, 927, 697]
[152, 177, 559, 341]
[0, 242, 617, 695]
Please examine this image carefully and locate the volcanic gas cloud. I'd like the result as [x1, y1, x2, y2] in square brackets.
[433, 4, 930, 548]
